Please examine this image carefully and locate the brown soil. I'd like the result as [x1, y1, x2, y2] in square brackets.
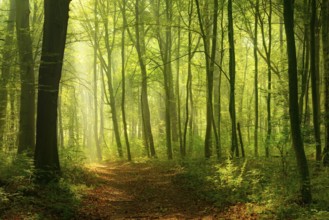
[74, 161, 221, 220]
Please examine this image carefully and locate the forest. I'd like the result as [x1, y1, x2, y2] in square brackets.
[0, 0, 329, 219]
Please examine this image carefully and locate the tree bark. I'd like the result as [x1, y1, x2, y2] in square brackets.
[228, 0, 238, 157]
[310, 0, 321, 161]
[94, 0, 102, 161]
[259, 0, 272, 157]
[195, 0, 219, 159]
[254, 0, 259, 157]
[0, 0, 15, 145]
[135, 0, 156, 157]
[283, 0, 312, 204]
[237, 122, 245, 158]
[16, 0, 35, 154]
[322, 0, 329, 166]
[183, 0, 193, 157]
[102, 1, 123, 158]
[121, 0, 132, 161]
[34, 0, 71, 183]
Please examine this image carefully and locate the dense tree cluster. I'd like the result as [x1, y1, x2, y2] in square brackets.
[0, 0, 329, 203]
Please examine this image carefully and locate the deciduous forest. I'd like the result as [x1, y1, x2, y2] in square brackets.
[0, 0, 329, 219]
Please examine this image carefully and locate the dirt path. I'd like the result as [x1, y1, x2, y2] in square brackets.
[74, 162, 220, 219]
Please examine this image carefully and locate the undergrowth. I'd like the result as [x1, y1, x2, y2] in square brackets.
[0, 148, 95, 220]
[175, 157, 329, 219]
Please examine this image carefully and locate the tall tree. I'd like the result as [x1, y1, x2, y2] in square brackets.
[195, 0, 219, 159]
[253, 0, 259, 157]
[183, 0, 194, 157]
[94, 0, 102, 161]
[228, 0, 238, 157]
[135, 0, 156, 157]
[310, 0, 321, 161]
[283, 0, 312, 203]
[259, 0, 272, 157]
[16, 0, 35, 154]
[322, 0, 329, 166]
[0, 0, 15, 145]
[34, 0, 71, 182]
[101, 0, 124, 158]
[121, 0, 132, 161]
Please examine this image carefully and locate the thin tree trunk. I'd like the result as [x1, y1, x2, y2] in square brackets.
[259, 0, 272, 157]
[310, 0, 321, 161]
[94, 0, 102, 161]
[254, 0, 259, 157]
[237, 122, 245, 158]
[176, 12, 184, 158]
[121, 0, 131, 161]
[299, 0, 310, 120]
[183, 0, 193, 157]
[102, 1, 123, 158]
[58, 86, 64, 148]
[195, 0, 219, 159]
[322, 0, 329, 166]
[0, 0, 15, 146]
[228, 0, 238, 157]
[135, 0, 156, 157]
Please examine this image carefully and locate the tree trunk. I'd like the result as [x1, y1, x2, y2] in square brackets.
[259, 0, 272, 157]
[283, 0, 312, 204]
[121, 0, 132, 161]
[102, 1, 123, 158]
[228, 0, 238, 157]
[183, 0, 193, 157]
[34, 0, 71, 183]
[195, 0, 219, 159]
[299, 0, 310, 121]
[135, 0, 156, 158]
[254, 0, 259, 157]
[176, 9, 184, 158]
[310, 0, 321, 161]
[0, 0, 15, 145]
[16, 0, 35, 154]
[237, 122, 245, 158]
[322, 0, 329, 166]
[94, 0, 102, 161]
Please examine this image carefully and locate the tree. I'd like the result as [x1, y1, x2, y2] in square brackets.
[228, 0, 238, 157]
[253, 0, 259, 157]
[0, 0, 15, 146]
[183, 0, 194, 157]
[150, 0, 174, 159]
[135, 0, 156, 157]
[121, 0, 132, 161]
[195, 0, 220, 159]
[34, 0, 71, 182]
[259, 0, 272, 157]
[283, 0, 312, 203]
[15, 0, 35, 154]
[100, 0, 123, 158]
[93, 0, 102, 161]
[310, 0, 321, 161]
[322, 0, 329, 166]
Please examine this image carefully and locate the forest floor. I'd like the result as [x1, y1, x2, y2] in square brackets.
[74, 161, 256, 220]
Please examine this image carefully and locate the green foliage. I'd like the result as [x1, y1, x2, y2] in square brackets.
[175, 158, 329, 219]
[60, 146, 87, 167]
[0, 151, 96, 219]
